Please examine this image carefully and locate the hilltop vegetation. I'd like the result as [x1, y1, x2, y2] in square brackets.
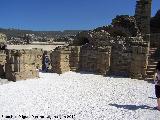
[0, 28, 84, 38]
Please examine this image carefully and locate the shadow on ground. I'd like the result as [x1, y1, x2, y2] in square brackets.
[109, 104, 156, 111]
[148, 97, 157, 100]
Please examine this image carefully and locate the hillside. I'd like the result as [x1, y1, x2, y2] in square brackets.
[0, 28, 84, 38]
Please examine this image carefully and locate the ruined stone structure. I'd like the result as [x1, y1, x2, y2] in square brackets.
[0, 33, 7, 44]
[0, 33, 7, 78]
[79, 45, 111, 75]
[50, 0, 154, 80]
[50, 33, 149, 79]
[135, 0, 152, 35]
[130, 41, 149, 79]
[51, 45, 111, 75]
[5, 49, 40, 81]
[51, 46, 80, 74]
[0, 50, 6, 78]
[1, 0, 160, 81]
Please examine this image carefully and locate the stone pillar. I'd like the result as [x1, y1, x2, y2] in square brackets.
[135, 0, 152, 35]
[0, 50, 6, 78]
[51, 46, 71, 74]
[97, 50, 111, 75]
[130, 45, 149, 79]
[5, 49, 39, 81]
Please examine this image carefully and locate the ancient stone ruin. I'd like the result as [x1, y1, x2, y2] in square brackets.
[5, 49, 41, 81]
[0, 33, 7, 78]
[49, 0, 157, 80]
[0, 0, 160, 81]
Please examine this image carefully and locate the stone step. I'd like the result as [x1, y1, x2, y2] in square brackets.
[148, 62, 158, 65]
[147, 67, 156, 71]
[150, 48, 157, 50]
[70, 67, 77, 71]
[148, 58, 157, 61]
[149, 51, 156, 54]
[146, 74, 155, 77]
[146, 71, 155, 75]
[145, 78, 154, 81]
[151, 61, 158, 64]
[149, 49, 157, 52]
[147, 64, 157, 68]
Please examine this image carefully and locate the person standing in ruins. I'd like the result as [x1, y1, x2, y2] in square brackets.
[44, 55, 49, 72]
[154, 61, 160, 110]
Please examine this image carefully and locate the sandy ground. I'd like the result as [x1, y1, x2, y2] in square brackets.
[0, 72, 160, 120]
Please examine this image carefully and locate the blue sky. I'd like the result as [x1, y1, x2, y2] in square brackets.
[0, 0, 159, 31]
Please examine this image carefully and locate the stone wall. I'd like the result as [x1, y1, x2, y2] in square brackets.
[135, 0, 152, 35]
[0, 33, 7, 44]
[5, 49, 39, 81]
[79, 45, 111, 75]
[52, 34, 149, 80]
[110, 50, 132, 76]
[51, 46, 80, 74]
[110, 37, 149, 78]
[32, 48, 44, 70]
[0, 50, 6, 78]
[130, 42, 149, 79]
[51, 45, 111, 75]
[69, 46, 80, 71]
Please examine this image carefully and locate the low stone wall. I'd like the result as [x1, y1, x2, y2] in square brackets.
[69, 46, 81, 71]
[51, 45, 111, 75]
[110, 51, 131, 76]
[51, 39, 149, 80]
[31, 48, 44, 70]
[80, 45, 111, 75]
[5, 49, 39, 81]
[0, 50, 6, 78]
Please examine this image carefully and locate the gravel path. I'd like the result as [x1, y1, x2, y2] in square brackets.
[0, 72, 159, 120]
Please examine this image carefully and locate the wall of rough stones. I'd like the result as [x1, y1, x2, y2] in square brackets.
[51, 45, 111, 75]
[0, 33, 7, 44]
[0, 50, 6, 78]
[135, 0, 152, 35]
[110, 50, 132, 76]
[60, 27, 150, 79]
[130, 42, 149, 79]
[51, 46, 80, 74]
[69, 46, 80, 71]
[5, 49, 40, 81]
[109, 37, 149, 78]
[79, 44, 111, 75]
